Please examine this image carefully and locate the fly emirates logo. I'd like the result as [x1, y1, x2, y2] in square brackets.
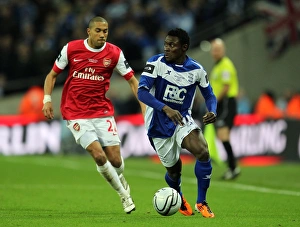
[73, 67, 104, 81]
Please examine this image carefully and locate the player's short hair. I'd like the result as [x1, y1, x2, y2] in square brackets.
[88, 16, 108, 28]
[167, 28, 190, 50]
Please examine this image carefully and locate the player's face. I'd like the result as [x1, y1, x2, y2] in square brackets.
[164, 36, 186, 64]
[87, 21, 108, 49]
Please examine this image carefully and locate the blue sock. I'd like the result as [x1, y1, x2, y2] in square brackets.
[165, 172, 182, 196]
[194, 159, 212, 203]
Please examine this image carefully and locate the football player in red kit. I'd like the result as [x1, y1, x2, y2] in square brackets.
[42, 16, 145, 214]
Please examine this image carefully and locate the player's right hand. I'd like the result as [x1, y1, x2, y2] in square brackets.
[162, 105, 184, 126]
[42, 102, 54, 119]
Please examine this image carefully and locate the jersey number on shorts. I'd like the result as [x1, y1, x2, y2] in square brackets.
[106, 119, 117, 135]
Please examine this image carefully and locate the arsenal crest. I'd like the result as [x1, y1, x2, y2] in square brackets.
[73, 123, 80, 131]
[103, 58, 111, 67]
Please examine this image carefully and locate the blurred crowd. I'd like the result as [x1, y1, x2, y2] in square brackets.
[1, 0, 298, 121]
[253, 89, 300, 120]
[234, 88, 300, 120]
[0, 0, 253, 96]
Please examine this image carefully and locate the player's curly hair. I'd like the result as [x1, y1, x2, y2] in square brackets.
[167, 28, 190, 50]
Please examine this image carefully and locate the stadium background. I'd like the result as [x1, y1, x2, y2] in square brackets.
[0, 0, 299, 161]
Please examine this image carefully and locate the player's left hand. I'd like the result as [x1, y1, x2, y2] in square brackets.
[203, 112, 216, 125]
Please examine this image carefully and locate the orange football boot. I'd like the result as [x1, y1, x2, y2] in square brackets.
[195, 201, 215, 218]
[179, 196, 194, 216]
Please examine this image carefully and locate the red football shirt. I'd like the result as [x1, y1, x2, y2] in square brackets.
[52, 39, 134, 120]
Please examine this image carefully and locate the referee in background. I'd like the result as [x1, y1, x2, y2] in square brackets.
[209, 38, 240, 180]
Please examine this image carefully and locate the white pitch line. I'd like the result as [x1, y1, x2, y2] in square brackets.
[128, 169, 300, 197]
[2, 158, 300, 197]
[214, 181, 300, 197]
[0, 184, 101, 190]
[2, 157, 87, 170]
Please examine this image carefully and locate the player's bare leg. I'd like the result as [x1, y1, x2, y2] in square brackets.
[105, 148, 131, 194]
[87, 142, 135, 213]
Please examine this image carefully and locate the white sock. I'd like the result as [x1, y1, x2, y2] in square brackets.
[96, 161, 128, 198]
[114, 156, 124, 176]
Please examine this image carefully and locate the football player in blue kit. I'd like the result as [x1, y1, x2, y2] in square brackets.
[138, 28, 217, 218]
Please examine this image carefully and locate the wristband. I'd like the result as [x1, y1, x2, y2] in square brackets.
[43, 95, 52, 104]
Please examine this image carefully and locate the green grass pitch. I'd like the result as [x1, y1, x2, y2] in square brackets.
[0, 155, 299, 227]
